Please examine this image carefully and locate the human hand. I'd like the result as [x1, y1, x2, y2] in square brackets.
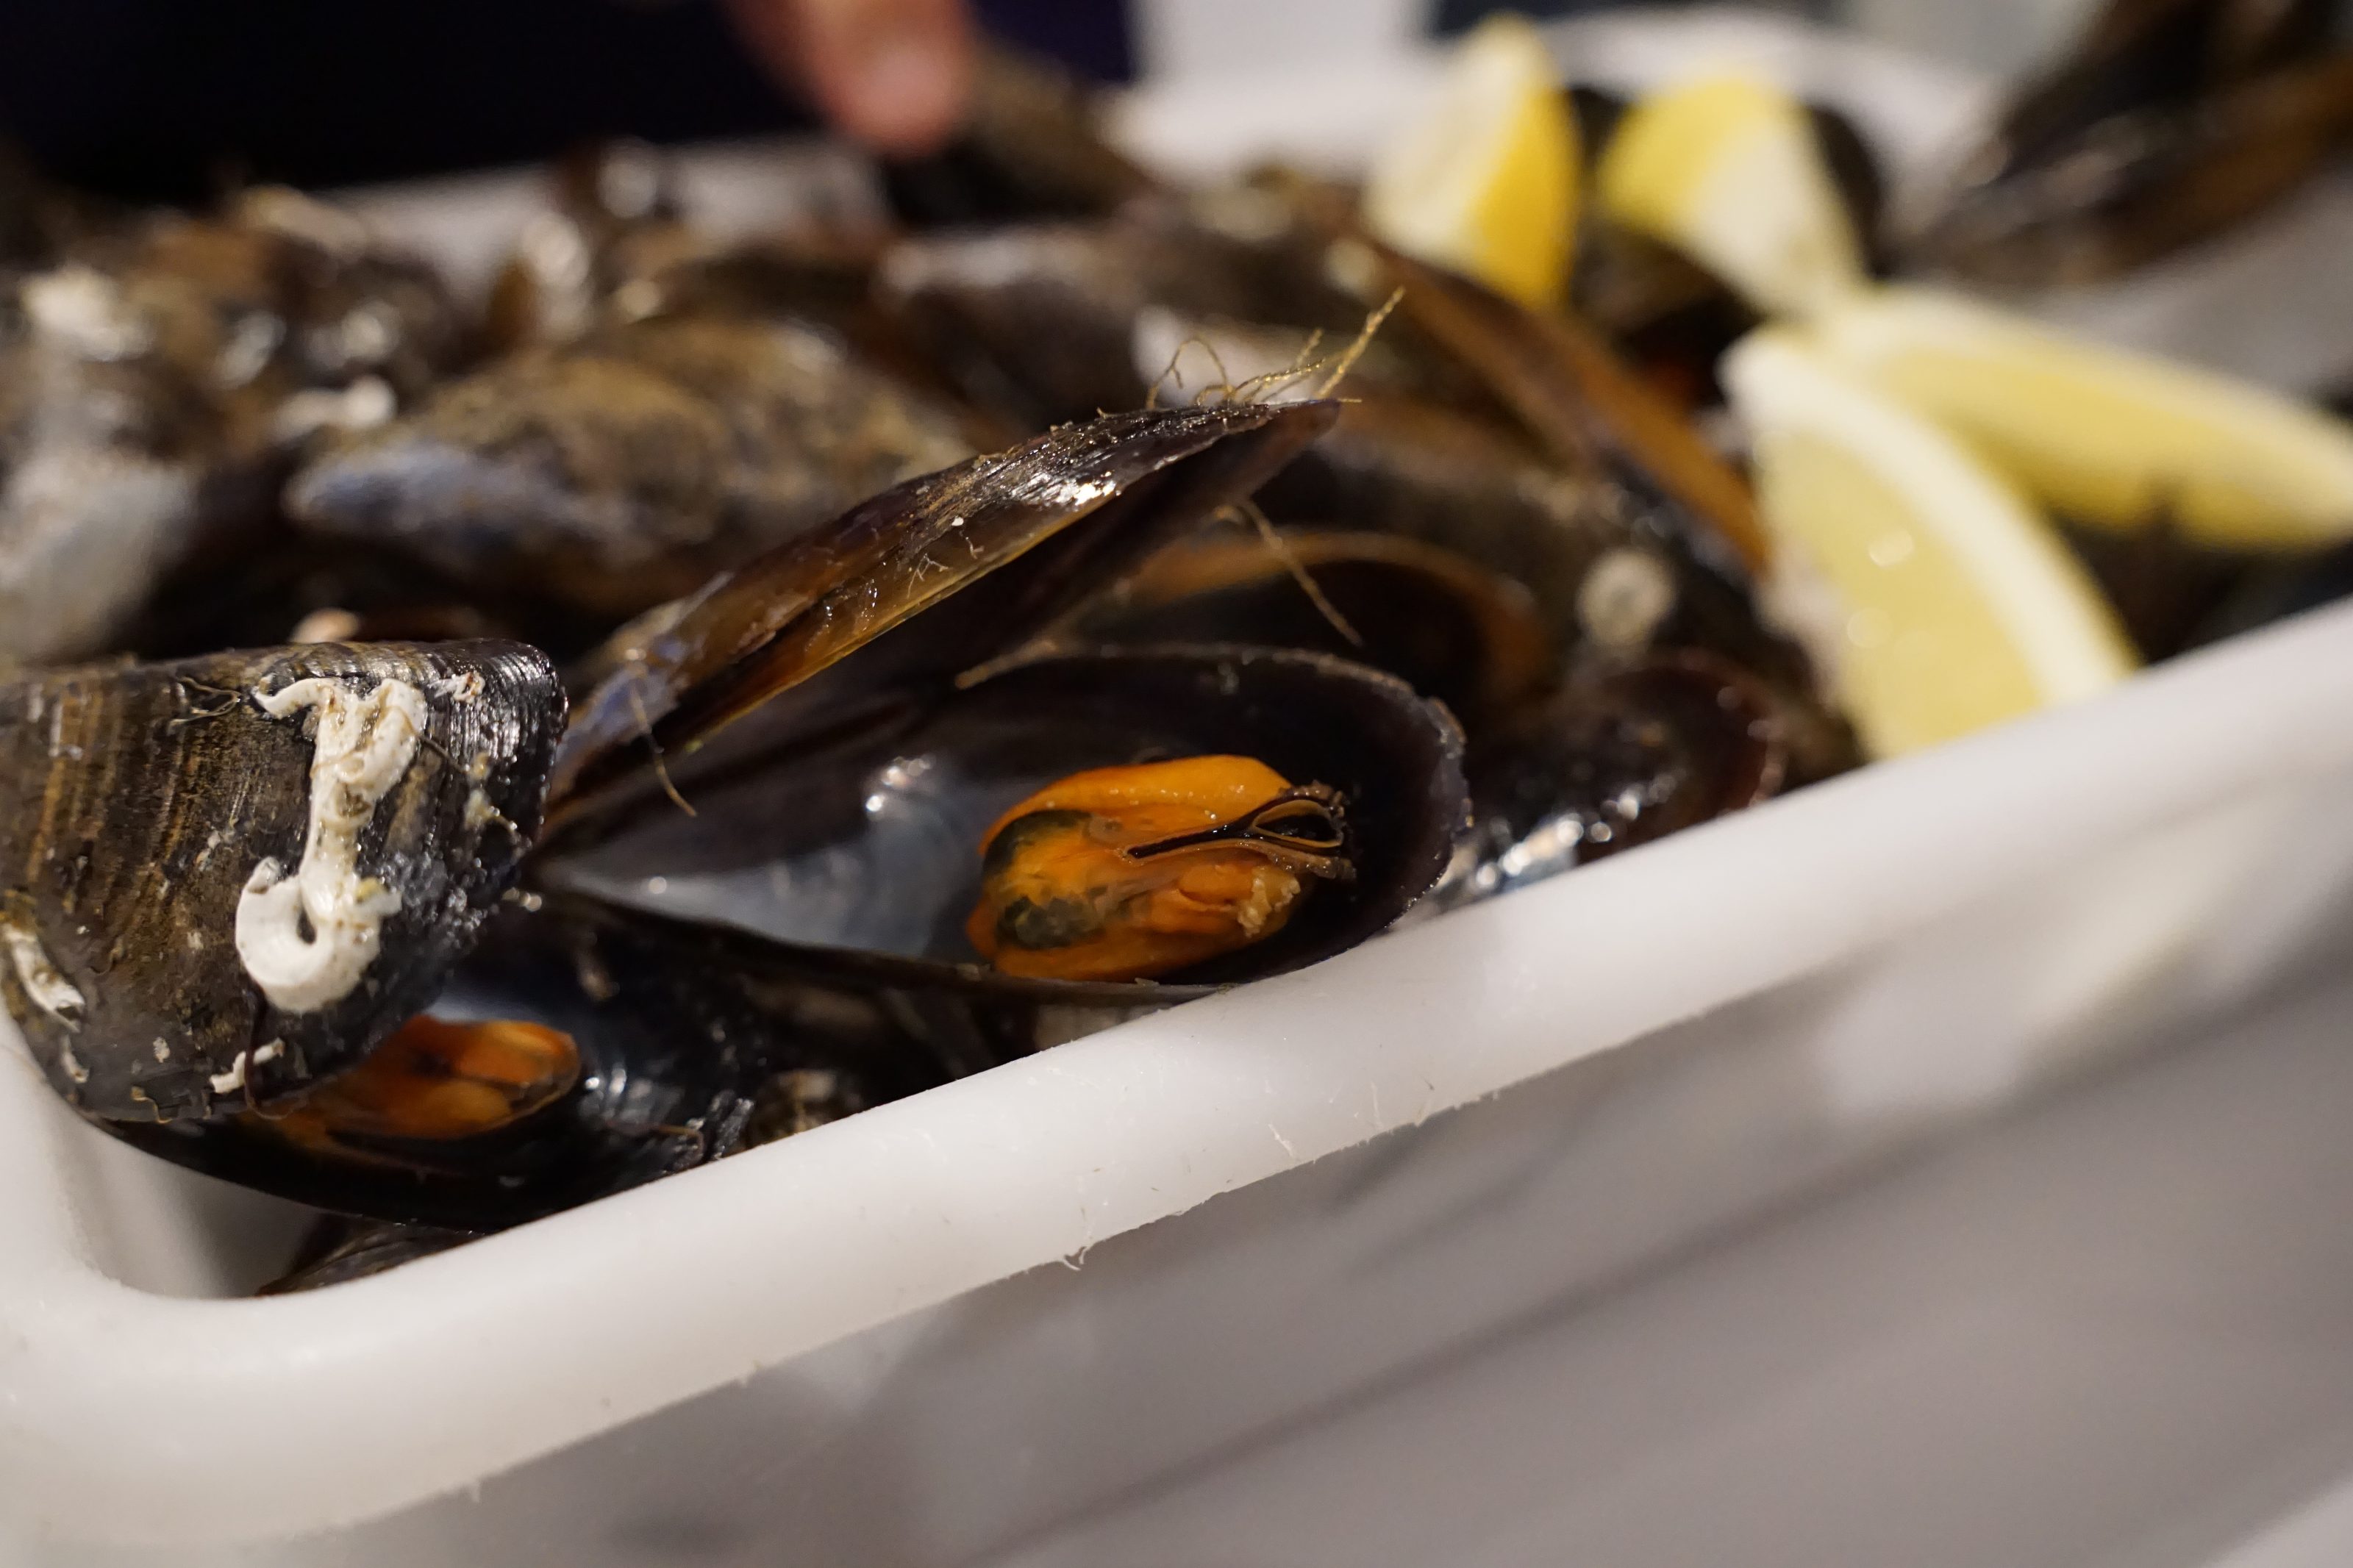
[723, 0, 976, 157]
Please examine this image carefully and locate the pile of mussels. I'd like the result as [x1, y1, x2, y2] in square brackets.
[15, 30, 2299, 1290]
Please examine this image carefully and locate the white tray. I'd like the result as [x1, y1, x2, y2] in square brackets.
[9, 12, 2353, 1559]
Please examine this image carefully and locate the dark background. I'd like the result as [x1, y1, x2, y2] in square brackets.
[0, 0, 1654, 201]
[0, 0, 1137, 201]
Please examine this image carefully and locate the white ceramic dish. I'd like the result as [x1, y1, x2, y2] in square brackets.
[7, 11, 2353, 1561]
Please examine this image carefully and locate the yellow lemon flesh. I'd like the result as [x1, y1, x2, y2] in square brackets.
[1364, 12, 1579, 309]
[1724, 327, 2137, 758]
[1596, 71, 1865, 320]
[1811, 286, 2353, 550]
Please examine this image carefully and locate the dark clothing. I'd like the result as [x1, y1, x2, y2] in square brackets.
[0, 0, 1135, 202]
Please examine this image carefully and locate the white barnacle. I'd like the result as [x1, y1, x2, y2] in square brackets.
[3, 912, 85, 1028]
[235, 676, 427, 1014]
[207, 1039, 285, 1097]
[435, 670, 486, 706]
[209, 1051, 249, 1095]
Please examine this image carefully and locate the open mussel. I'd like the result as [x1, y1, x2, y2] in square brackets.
[542, 642, 1466, 1000]
[549, 400, 1343, 809]
[541, 396, 1470, 996]
[0, 641, 563, 1121]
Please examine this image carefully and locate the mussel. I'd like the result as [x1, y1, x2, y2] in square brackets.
[0, 107, 1854, 1270]
[288, 312, 975, 620]
[880, 42, 1156, 229]
[131, 896, 968, 1226]
[0, 188, 463, 663]
[1053, 524, 1554, 733]
[1449, 654, 1787, 903]
[544, 642, 1465, 1000]
[1910, 0, 2353, 285]
[0, 642, 563, 1121]
[4, 401, 1473, 1233]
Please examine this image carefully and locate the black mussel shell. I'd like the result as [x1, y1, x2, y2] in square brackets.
[1456, 653, 1786, 903]
[1906, 40, 2353, 287]
[135, 898, 968, 1228]
[2191, 536, 2353, 645]
[2059, 517, 2254, 660]
[1060, 527, 1554, 732]
[1938, 0, 2335, 198]
[0, 641, 563, 1120]
[285, 315, 975, 620]
[876, 193, 1468, 432]
[1255, 393, 1612, 638]
[1325, 219, 1772, 576]
[541, 644, 1469, 1000]
[880, 43, 1155, 229]
[549, 400, 1340, 817]
[259, 1218, 478, 1294]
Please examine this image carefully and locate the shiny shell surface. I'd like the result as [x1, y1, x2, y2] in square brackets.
[0, 641, 563, 1120]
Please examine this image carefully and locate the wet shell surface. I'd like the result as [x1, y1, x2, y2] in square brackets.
[287, 315, 975, 618]
[551, 400, 1339, 815]
[0, 640, 563, 1120]
[544, 643, 1469, 998]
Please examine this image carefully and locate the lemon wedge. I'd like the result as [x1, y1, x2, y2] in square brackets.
[1810, 286, 2353, 550]
[1596, 71, 1865, 320]
[1364, 13, 1579, 309]
[1723, 327, 2136, 758]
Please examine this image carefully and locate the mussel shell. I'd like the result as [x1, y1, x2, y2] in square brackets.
[1, 192, 465, 663]
[286, 315, 975, 620]
[541, 643, 1469, 999]
[132, 898, 967, 1228]
[549, 400, 1340, 817]
[0, 642, 563, 1120]
[1329, 220, 1772, 574]
[1457, 653, 1787, 902]
[1946, 0, 2337, 193]
[1254, 393, 1607, 637]
[880, 43, 1155, 228]
[1060, 527, 1554, 731]
[2191, 536, 2353, 645]
[258, 1218, 477, 1294]
[1908, 49, 2353, 287]
[876, 194, 1468, 432]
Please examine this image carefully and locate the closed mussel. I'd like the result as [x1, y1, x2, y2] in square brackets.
[0, 640, 563, 1123]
